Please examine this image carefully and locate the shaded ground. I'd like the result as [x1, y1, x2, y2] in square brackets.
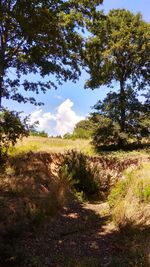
[21, 201, 113, 267]
[0, 192, 150, 267]
[20, 201, 149, 267]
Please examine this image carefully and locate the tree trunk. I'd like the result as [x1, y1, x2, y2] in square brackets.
[0, 75, 3, 109]
[118, 80, 126, 147]
[120, 80, 126, 132]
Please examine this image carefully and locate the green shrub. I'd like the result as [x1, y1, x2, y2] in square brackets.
[0, 109, 30, 171]
[30, 130, 48, 137]
[92, 117, 129, 149]
[60, 150, 101, 199]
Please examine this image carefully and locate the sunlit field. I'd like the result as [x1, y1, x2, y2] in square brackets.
[9, 136, 93, 155]
[9, 136, 150, 160]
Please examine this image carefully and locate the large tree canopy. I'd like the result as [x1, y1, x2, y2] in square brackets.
[91, 88, 150, 147]
[0, 0, 103, 108]
[85, 9, 150, 135]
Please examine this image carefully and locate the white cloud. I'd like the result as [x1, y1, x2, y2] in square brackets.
[29, 109, 55, 132]
[55, 99, 84, 135]
[29, 99, 84, 136]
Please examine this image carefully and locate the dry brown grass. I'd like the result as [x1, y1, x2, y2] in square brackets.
[9, 136, 92, 155]
[109, 163, 150, 228]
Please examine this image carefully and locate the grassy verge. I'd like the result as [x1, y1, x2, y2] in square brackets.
[108, 163, 150, 227]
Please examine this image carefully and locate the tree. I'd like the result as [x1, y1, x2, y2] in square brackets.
[63, 118, 98, 139]
[30, 129, 48, 137]
[73, 118, 96, 139]
[91, 117, 122, 147]
[94, 88, 149, 135]
[0, 0, 103, 163]
[84, 9, 150, 144]
[0, 0, 103, 108]
[91, 88, 150, 147]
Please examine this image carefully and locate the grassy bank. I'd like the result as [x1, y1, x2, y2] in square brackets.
[109, 163, 150, 227]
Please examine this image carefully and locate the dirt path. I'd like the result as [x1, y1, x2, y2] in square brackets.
[22, 200, 119, 267]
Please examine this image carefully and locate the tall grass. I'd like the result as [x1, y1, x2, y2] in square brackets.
[108, 163, 150, 227]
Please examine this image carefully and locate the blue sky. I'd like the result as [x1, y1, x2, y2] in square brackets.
[4, 0, 150, 135]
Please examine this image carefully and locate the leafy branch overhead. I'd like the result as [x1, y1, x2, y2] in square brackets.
[0, 0, 103, 107]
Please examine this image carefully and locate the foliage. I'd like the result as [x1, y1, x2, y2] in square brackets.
[91, 88, 150, 147]
[64, 118, 97, 140]
[92, 116, 128, 147]
[30, 130, 48, 137]
[73, 119, 96, 139]
[0, 0, 103, 108]
[85, 9, 150, 144]
[108, 178, 130, 208]
[60, 150, 101, 199]
[0, 109, 29, 169]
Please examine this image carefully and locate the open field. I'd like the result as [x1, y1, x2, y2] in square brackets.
[9, 136, 150, 159]
[9, 136, 92, 155]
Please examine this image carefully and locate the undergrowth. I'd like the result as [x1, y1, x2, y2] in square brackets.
[59, 150, 102, 200]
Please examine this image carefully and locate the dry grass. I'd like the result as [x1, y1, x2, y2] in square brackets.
[0, 152, 71, 265]
[9, 136, 150, 160]
[9, 136, 93, 155]
[109, 163, 150, 227]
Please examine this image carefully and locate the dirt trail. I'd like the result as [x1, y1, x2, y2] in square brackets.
[22, 200, 118, 267]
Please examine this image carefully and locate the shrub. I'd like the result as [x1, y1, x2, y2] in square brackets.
[0, 109, 30, 170]
[60, 150, 101, 199]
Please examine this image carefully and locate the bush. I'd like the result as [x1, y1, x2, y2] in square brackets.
[108, 179, 130, 208]
[60, 150, 101, 199]
[0, 109, 29, 170]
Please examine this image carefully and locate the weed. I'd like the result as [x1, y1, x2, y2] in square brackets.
[136, 180, 150, 202]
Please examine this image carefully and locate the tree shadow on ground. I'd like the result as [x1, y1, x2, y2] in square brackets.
[95, 142, 150, 152]
[0, 197, 150, 267]
[21, 201, 150, 267]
